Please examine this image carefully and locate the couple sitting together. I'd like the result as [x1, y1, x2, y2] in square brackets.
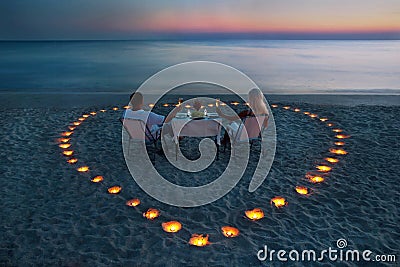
[123, 88, 269, 143]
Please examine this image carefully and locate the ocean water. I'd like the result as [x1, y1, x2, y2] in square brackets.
[0, 40, 399, 95]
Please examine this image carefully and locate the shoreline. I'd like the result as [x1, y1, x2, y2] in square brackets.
[1, 93, 399, 108]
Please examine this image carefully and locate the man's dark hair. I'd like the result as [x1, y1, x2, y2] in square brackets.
[130, 92, 143, 109]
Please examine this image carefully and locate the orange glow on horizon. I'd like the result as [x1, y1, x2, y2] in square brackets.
[132, 12, 400, 35]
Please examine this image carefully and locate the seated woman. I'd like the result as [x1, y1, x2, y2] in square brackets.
[216, 88, 269, 145]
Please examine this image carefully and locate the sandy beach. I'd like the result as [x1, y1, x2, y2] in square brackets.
[0, 94, 399, 266]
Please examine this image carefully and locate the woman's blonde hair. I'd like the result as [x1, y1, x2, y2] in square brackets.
[248, 88, 268, 115]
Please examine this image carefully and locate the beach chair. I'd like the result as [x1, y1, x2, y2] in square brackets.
[120, 118, 160, 161]
[225, 114, 269, 155]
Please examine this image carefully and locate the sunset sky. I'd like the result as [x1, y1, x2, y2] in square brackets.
[1, 0, 400, 40]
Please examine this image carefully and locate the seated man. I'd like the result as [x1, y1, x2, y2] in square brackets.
[123, 92, 182, 139]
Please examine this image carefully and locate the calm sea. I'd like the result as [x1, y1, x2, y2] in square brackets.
[0, 40, 399, 94]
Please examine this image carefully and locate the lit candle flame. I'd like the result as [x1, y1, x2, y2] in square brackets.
[77, 166, 89, 172]
[329, 148, 348, 155]
[126, 198, 140, 207]
[221, 226, 239, 238]
[307, 175, 325, 183]
[61, 132, 73, 137]
[67, 158, 78, 164]
[189, 234, 210, 247]
[335, 141, 345, 146]
[294, 108, 301, 112]
[108, 186, 122, 194]
[316, 165, 332, 172]
[58, 138, 70, 143]
[91, 175, 103, 183]
[245, 208, 264, 220]
[295, 186, 309, 195]
[162, 221, 182, 233]
[63, 150, 74, 156]
[325, 157, 339, 163]
[335, 134, 350, 139]
[59, 143, 71, 149]
[271, 196, 287, 208]
[283, 106, 290, 110]
[319, 118, 328, 122]
[271, 104, 278, 108]
[143, 208, 160, 220]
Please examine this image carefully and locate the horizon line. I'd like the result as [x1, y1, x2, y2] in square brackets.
[1, 30, 400, 41]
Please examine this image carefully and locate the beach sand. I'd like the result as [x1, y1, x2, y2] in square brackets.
[0, 95, 399, 266]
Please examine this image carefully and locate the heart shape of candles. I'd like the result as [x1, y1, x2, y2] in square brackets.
[57, 104, 349, 247]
